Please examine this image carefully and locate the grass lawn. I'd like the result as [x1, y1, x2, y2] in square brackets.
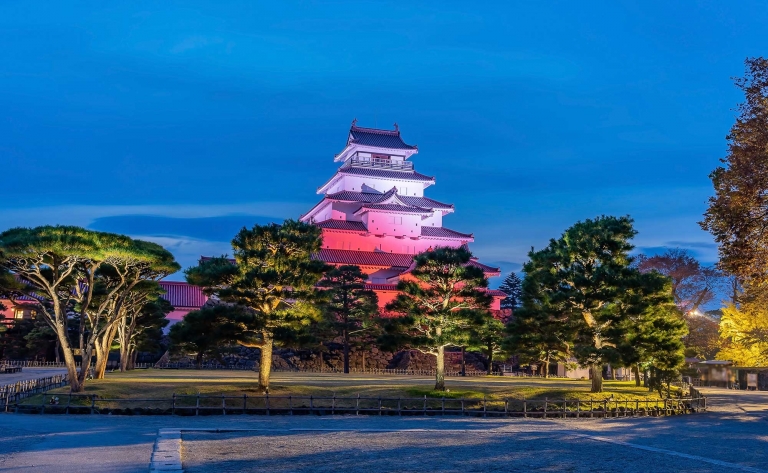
[41, 369, 667, 407]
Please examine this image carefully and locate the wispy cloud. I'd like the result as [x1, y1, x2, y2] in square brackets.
[0, 202, 305, 229]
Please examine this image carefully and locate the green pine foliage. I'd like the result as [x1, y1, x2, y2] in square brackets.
[320, 265, 379, 374]
[385, 246, 492, 391]
[185, 219, 328, 391]
[499, 272, 523, 310]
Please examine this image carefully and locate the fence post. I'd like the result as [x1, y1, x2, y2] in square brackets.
[40, 392, 46, 414]
[397, 397, 401, 416]
[424, 395, 427, 416]
[461, 398, 465, 416]
[195, 393, 200, 416]
[378, 396, 382, 416]
[356, 394, 360, 416]
[504, 398, 508, 417]
[483, 396, 487, 418]
[575, 398, 579, 419]
[544, 398, 548, 419]
[523, 397, 527, 418]
[90, 395, 96, 415]
[663, 398, 668, 416]
[222, 395, 226, 415]
[66, 393, 71, 415]
[310, 395, 313, 415]
[332, 394, 336, 416]
[172, 394, 176, 415]
[265, 393, 270, 416]
[603, 399, 607, 418]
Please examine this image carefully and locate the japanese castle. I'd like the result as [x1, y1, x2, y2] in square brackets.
[301, 121, 505, 311]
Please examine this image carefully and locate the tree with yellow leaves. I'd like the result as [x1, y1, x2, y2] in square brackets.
[717, 302, 768, 366]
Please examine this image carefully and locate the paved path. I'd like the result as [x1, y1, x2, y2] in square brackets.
[0, 385, 764, 473]
[0, 367, 67, 384]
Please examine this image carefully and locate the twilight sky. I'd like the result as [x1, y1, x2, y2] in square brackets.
[1, 1, 765, 281]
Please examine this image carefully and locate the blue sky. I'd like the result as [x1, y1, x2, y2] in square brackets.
[1, 1, 764, 281]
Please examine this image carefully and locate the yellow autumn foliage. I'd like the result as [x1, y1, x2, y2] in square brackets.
[717, 303, 768, 366]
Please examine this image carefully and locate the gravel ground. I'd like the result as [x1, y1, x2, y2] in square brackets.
[0, 386, 765, 473]
[181, 429, 720, 473]
[0, 367, 67, 384]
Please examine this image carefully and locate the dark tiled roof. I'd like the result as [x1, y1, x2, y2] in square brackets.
[315, 220, 368, 231]
[486, 289, 508, 298]
[348, 125, 417, 150]
[400, 196, 453, 210]
[359, 204, 432, 213]
[340, 167, 435, 182]
[159, 281, 208, 309]
[365, 283, 399, 291]
[468, 259, 501, 276]
[326, 190, 452, 210]
[420, 227, 473, 239]
[314, 249, 415, 268]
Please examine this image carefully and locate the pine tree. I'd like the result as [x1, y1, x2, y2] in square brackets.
[385, 247, 491, 391]
[320, 265, 379, 374]
[504, 263, 574, 378]
[499, 272, 523, 310]
[186, 219, 328, 391]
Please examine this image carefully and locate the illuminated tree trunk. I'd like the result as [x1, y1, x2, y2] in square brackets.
[633, 365, 641, 387]
[258, 332, 273, 392]
[543, 355, 550, 379]
[591, 364, 603, 393]
[435, 346, 445, 391]
[57, 323, 83, 393]
[94, 324, 119, 379]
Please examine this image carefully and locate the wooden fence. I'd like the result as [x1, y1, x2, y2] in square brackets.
[11, 391, 707, 417]
[1, 360, 155, 369]
[1, 374, 69, 412]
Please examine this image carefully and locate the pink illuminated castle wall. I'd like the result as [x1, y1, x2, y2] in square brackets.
[301, 121, 505, 311]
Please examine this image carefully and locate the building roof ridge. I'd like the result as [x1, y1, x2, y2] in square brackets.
[350, 124, 401, 136]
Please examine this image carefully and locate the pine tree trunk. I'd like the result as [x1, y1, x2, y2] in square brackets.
[633, 365, 641, 387]
[94, 324, 118, 379]
[54, 338, 61, 364]
[343, 329, 350, 374]
[119, 342, 129, 372]
[544, 357, 550, 379]
[487, 342, 493, 375]
[258, 334, 273, 392]
[434, 346, 446, 391]
[57, 323, 82, 392]
[590, 364, 603, 393]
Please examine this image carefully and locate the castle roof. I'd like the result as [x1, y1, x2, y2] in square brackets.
[315, 249, 415, 268]
[420, 226, 473, 239]
[356, 203, 433, 214]
[315, 248, 500, 276]
[340, 166, 435, 181]
[313, 219, 474, 241]
[326, 190, 453, 210]
[158, 281, 208, 309]
[348, 124, 417, 150]
[315, 219, 368, 231]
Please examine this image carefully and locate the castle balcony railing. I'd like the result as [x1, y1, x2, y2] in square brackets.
[344, 156, 413, 171]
